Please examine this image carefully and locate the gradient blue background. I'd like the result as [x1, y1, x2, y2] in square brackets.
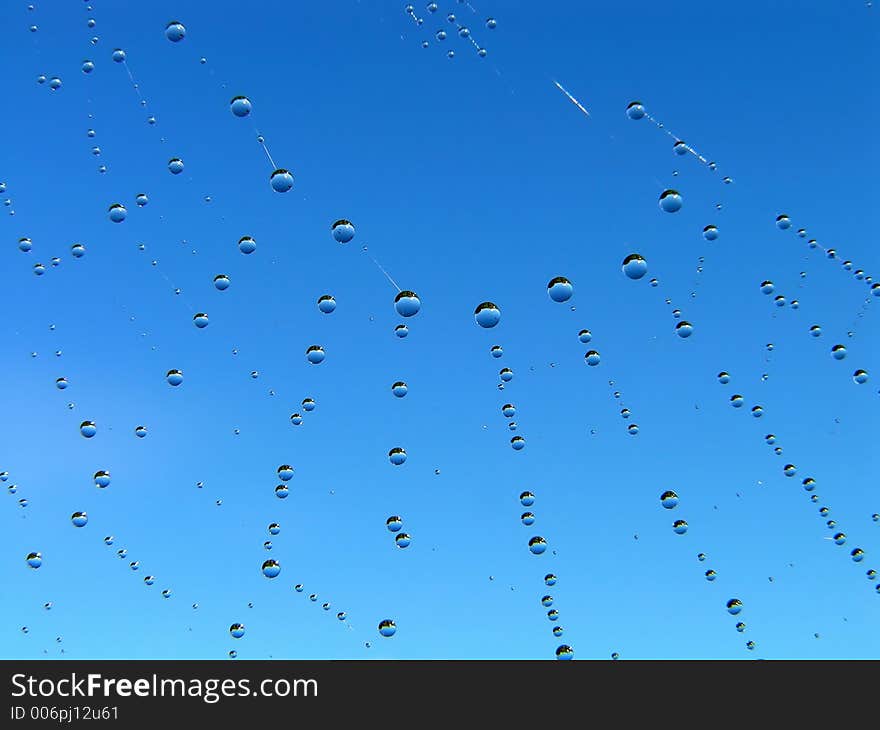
[1, 0, 877, 660]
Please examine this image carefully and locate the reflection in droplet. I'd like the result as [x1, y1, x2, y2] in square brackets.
[675, 321, 694, 338]
[389, 447, 407, 465]
[547, 277, 574, 303]
[332, 219, 355, 243]
[270, 169, 294, 193]
[378, 620, 397, 637]
[528, 536, 547, 555]
[555, 645, 574, 660]
[230, 96, 252, 117]
[165, 20, 186, 43]
[306, 346, 326, 364]
[394, 291, 421, 317]
[474, 302, 501, 328]
[659, 190, 683, 213]
[626, 101, 646, 120]
[193, 313, 209, 329]
[317, 295, 337, 314]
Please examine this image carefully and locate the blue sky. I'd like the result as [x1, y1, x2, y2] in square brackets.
[1, 0, 877, 660]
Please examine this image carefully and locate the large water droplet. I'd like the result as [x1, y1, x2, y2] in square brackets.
[394, 291, 421, 318]
[474, 302, 501, 328]
[659, 189, 683, 213]
[547, 276, 573, 302]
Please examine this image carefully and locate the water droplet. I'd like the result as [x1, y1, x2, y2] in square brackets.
[48, 77, 62, 91]
[499, 367, 514, 382]
[212, 274, 231, 291]
[270, 169, 294, 193]
[547, 276, 573, 303]
[675, 321, 694, 338]
[165, 20, 186, 42]
[111, 48, 126, 63]
[672, 520, 688, 535]
[391, 381, 408, 398]
[331, 219, 355, 243]
[474, 301, 501, 328]
[853, 369, 869, 384]
[79, 421, 97, 438]
[389, 447, 407, 465]
[261, 559, 281, 578]
[556, 645, 574, 660]
[395, 533, 412, 548]
[660, 491, 679, 509]
[230, 95, 252, 117]
[166, 369, 184, 386]
[378, 620, 397, 637]
[584, 350, 601, 366]
[622, 254, 648, 280]
[831, 344, 847, 360]
[193, 312, 209, 329]
[26, 552, 42, 569]
[626, 101, 646, 120]
[511, 435, 526, 451]
[82, 60, 94, 74]
[394, 291, 421, 317]
[317, 295, 337, 314]
[776, 214, 791, 230]
[659, 189, 683, 213]
[528, 536, 547, 555]
[305, 345, 326, 365]
[395, 324, 409, 338]
[238, 236, 256, 255]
